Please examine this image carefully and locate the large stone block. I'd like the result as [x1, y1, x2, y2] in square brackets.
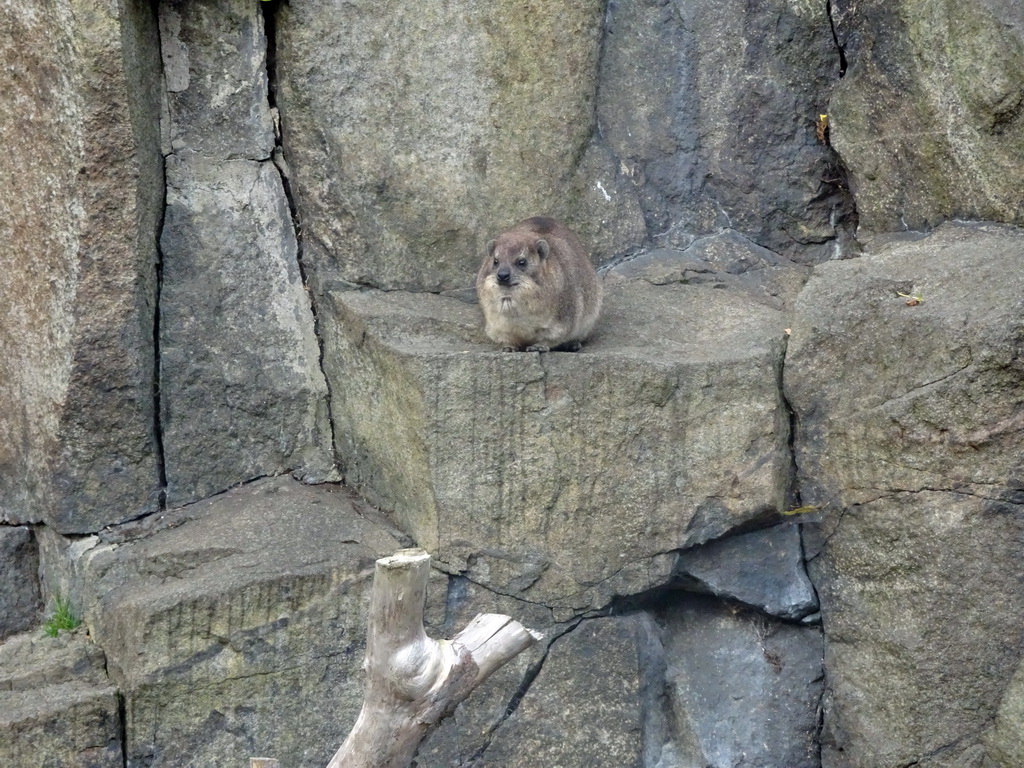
[787, 223, 1024, 501]
[808, 492, 1024, 768]
[0, 0, 163, 533]
[786, 223, 1024, 767]
[160, 154, 334, 505]
[0, 631, 122, 767]
[274, 0, 645, 292]
[159, 0, 276, 159]
[70, 477, 403, 767]
[321, 274, 792, 609]
[157, 0, 334, 506]
[830, 0, 1024, 235]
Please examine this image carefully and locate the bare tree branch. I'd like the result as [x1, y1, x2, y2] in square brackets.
[326, 548, 541, 768]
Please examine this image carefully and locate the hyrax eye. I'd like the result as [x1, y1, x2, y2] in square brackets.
[516, 258, 528, 268]
[493, 258, 499, 267]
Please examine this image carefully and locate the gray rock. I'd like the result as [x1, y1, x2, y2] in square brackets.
[0, 526, 42, 640]
[157, 0, 335, 506]
[478, 616, 649, 768]
[271, 0, 858, 297]
[597, 0, 857, 262]
[0, 0, 163, 533]
[159, 0, 275, 159]
[609, 231, 813, 312]
[660, 596, 824, 768]
[787, 223, 1024, 506]
[674, 523, 819, 620]
[829, 0, 1024, 236]
[67, 476, 403, 767]
[0, 630, 122, 767]
[987, 659, 1024, 767]
[273, 0, 646, 293]
[785, 223, 1024, 766]
[159, 154, 335, 505]
[809, 492, 1024, 768]
[320, 276, 793, 610]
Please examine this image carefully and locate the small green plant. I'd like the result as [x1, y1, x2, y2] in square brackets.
[43, 595, 81, 637]
[896, 289, 925, 306]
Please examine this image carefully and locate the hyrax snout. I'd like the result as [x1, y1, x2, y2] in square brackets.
[476, 216, 602, 352]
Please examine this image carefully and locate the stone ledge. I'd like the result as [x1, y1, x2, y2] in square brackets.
[0, 631, 122, 768]
[321, 275, 795, 609]
[49, 476, 404, 767]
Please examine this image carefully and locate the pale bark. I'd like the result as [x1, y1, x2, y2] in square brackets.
[326, 548, 541, 768]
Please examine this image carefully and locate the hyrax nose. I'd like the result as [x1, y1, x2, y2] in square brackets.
[497, 266, 512, 284]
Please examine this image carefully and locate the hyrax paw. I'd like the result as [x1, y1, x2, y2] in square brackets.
[525, 344, 551, 353]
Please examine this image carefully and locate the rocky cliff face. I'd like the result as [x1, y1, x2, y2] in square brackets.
[1, 0, 1022, 767]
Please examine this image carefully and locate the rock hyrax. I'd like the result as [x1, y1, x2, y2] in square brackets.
[476, 217, 602, 352]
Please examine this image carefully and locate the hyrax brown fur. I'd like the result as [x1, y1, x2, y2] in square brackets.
[476, 216, 602, 352]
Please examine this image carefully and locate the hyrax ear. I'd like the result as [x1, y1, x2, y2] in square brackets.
[487, 239, 497, 257]
[536, 239, 550, 259]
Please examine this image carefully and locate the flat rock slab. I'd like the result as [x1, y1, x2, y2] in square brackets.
[0, 631, 122, 767]
[73, 476, 404, 767]
[322, 276, 792, 609]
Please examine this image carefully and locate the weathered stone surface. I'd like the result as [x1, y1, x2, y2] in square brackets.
[808, 492, 1024, 768]
[159, 0, 275, 159]
[479, 616, 648, 767]
[160, 154, 335, 505]
[597, 0, 857, 262]
[787, 223, 1024, 504]
[67, 477, 402, 767]
[274, 0, 646, 293]
[660, 596, 823, 768]
[273, 0, 858, 294]
[608, 230, 813, 312]
[322, 276, 792, 609]
[0, 630, 122, 767]
[0, 526, 42, 640]
[786, 223, 1024, 766]
[0, 0, 163, 533]
[988, 660, 1024, 767]
[158, 0, 335, 506]
[11, 4, 1024, 767]
[830, 0, 1024, 235]
[674, 523, 818, 620]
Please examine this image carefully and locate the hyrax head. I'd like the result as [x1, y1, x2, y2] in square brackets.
[483, 234, 551, 289]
